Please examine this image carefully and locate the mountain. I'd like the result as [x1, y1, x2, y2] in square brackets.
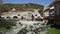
[0, 3, 44, 13]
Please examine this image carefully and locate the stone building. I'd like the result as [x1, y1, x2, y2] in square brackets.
[43, 6, 50, 20]
[48, 0, 60, 26]
[54, 1, 60, 16]
[0, 8, 47, 34]
[1, 8, 31, 20]
[49, 6, 54, 17]
[1, 8, 43, 21]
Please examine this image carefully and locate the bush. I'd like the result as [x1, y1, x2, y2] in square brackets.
[0, 18, 16, 29]
[47, 27, 60, 34]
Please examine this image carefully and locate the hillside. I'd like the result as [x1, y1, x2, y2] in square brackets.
[0, 3, 44, 13]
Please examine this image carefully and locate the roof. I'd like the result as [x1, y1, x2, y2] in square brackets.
[11, 10, 21, 12]
[50, 6, 54, 10]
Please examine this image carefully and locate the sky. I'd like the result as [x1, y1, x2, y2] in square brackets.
[3, 0, 54, 6]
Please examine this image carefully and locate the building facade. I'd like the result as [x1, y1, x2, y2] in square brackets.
[54, 1, 60, 16]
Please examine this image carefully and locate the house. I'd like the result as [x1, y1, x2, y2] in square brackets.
[1, 8, 32, 20]
[1, 8, 43, 21]
[1, 8, 45, 34]
[43, 6, 50, 20]
[53, 1, 60, 26]
[31, 9, 43, 20]
[43, 6, 55, 20]
[53, 0, 60, 16]
[48, 0, 60, 26]
[1, 8, 36, 20]
[50, 6, 55, 17]
[49, 0, 60, 16]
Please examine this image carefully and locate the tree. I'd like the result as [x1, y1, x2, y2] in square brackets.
[49, 0, 60, 7]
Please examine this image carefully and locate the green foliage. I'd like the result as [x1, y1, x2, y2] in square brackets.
[0, 18, 16, 28]
[0, 27, 6, 32]
[47, 27, 60, 34]
[0, 3, 44, 13]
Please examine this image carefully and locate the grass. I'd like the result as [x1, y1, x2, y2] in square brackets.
[47, 27, 60, 34]
[0, 27, 13, 32]
[0, 27, 6, 32]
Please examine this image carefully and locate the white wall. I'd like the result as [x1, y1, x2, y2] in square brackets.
[44, 12, 49, 16]
[1, 12, 31, 20]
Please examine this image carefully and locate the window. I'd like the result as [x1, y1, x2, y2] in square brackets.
[21, 16, 24, 19]
[13, 16, 18, 19]
[19, 22, 22, 26]
[38, 17, 40, 18]
[18, 14, 20, 16]
[35, 15, 37, 16]
[0, 16, 1, 18]
[7, 16, 10, 18]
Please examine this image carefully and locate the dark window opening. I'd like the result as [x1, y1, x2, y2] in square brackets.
[13, 16, 18, 19]
[35, 15, 37, 16]
[21, 16, 24, 19]
[7, 16, 10, 18]
[0, 16, 1, 18]
[19, 22, 22, 26]
[38, 17, 40, 18]
[18, 14, 20, 16]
